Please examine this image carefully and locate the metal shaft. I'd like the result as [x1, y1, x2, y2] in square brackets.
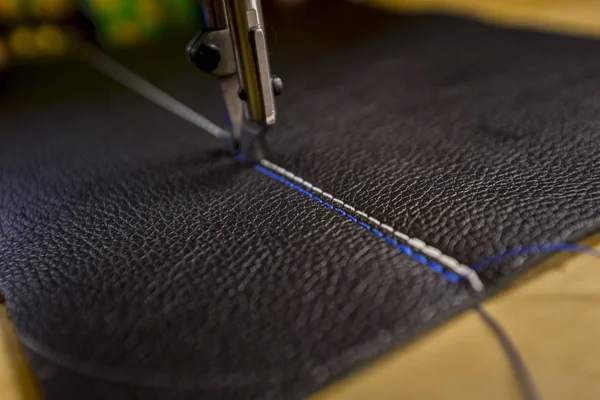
[200, 0, 228, 30]
[225, 0, 265, 122]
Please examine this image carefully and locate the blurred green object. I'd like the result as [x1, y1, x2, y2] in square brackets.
[0, 0, 202, 69]
[0, 0, 201, 47]
[81, 0, 202, 47]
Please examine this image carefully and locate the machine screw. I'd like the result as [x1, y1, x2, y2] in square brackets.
[189, 42, 221, 72]
[272, 74, 283, 96]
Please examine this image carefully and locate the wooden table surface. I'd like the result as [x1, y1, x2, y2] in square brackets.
[315, 234, 600, 400]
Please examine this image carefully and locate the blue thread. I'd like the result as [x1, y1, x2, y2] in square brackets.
[442, 268, 460, 283]
[399, 245, 413, 256]
[200, 4, 211, 29]
[427, 260, 444, 274]
[413, 254, 427, 264]
[385, 237, 398, 246]
[334, 208, 347, 216]
[472, 243, 600, 270]
[358, 222, 371, 230]
[255, 164, 461, 283]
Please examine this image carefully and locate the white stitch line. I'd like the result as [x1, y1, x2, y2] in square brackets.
[259, 159, 484, 292]
[368, 217, 381, 226]
[380, 224, 394, 233]
[394, 231, 409, 241]
[356, 211, 368, 219]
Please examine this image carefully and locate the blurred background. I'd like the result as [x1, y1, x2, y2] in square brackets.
[3, 0, 600, 114]
[0, 0, 202, 69]
[3, 0, 600, 72]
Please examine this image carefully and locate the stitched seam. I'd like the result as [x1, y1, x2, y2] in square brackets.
[254, 165, 456, 282]
[256, 161, 484, 291]
[84, 49, 484, 291]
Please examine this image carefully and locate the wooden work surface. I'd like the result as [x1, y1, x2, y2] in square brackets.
[315, 235, 600, 400]
[1, 235, 599, 399]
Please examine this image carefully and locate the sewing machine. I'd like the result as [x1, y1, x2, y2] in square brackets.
[186, 0, 281, 162]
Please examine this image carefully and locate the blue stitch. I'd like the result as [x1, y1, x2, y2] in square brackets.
[444, 272, 460, 283]
[385, 236, 398, 246]
[398, 245, 413, 256]
[358, 222, 371, 230]
[255, 164, 460, 285]
[427, 260, 444, 273]
[267, 172, 282, 182]
[395, 245, 408, 255]
[413, 254, 427, 264]
[257, 165, 273, 175]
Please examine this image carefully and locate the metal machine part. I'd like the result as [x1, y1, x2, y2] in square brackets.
[187, 0, 282, 162]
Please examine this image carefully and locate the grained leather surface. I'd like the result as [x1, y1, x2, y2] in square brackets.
[1, 4, 600, 399]
[264, 17, 600, 284]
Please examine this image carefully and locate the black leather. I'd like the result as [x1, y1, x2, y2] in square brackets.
[2, 4, 600, 399]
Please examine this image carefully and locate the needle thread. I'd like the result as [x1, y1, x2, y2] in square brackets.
[84, 46, 230, 140]
[475, 305, 543, 400]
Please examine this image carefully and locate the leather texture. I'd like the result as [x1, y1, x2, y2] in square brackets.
[1, 3, 600, 399]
